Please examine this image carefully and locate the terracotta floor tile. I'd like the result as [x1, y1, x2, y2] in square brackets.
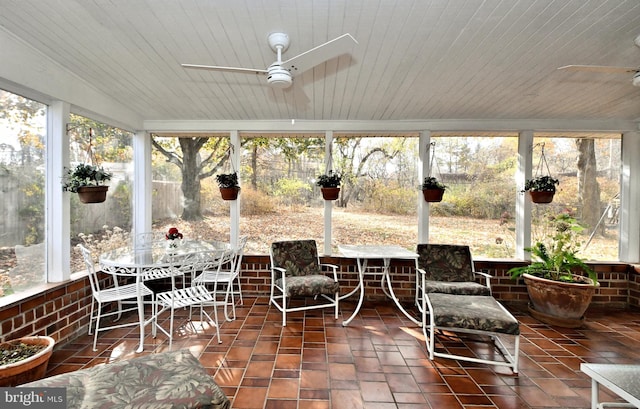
[299, 399, 330, 409]
[232, 386, 268, 408]
[42, 296, 640, 409]
[268, 378, 299, 399]
[244, 360, 274, 377]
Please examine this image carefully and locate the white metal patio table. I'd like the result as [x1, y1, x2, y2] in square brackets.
[338, 244, 420, 326]
[581, 363, 640, 409]
[99, 240, 228, 352]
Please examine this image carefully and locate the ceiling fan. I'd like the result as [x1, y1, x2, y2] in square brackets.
[181, 32, 358, 89]
[557, 34, 640, 86]
[557, 65, 640, 86]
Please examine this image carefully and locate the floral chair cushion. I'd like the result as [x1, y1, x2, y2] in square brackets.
[271, 239, 322, 277]
[423, 280, 491, 295]
[22, 349, 230, 409]
[275, 275, 340, 297]
[427, 293, 520, 335]
[417, 244, 491, 296]
[417, 244, 475, 281]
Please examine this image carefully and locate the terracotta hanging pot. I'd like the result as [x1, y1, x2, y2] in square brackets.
[529, 190, 555, 204]
[422, 188, 445, 202]
[321, 187, 340, 201]
[220, 187, 240, 200]
[0, 336, 55, 386]
[76, 186, 109, 203]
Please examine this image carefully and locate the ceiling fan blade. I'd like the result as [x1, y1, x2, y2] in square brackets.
[283, 33, 358, 76]
[558, 65, 639, 73]
[181, 64, 268, 75]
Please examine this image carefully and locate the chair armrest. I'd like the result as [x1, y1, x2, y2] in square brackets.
[473, 270, 492, 288]
[416, 267, 426, 276]
[320, 263, 338, 271]
[474, 270, 493, 279]
[271, 266, 286, 282]
[319, 263, 339, 281]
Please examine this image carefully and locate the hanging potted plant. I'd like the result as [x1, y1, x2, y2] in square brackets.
[420, 176, 447, 202]
[523, 175, 559, 203]
[62, 163, 113, 203]
[216, 172, 240, 200]
[523, 143, 558, 204]
[316, 170, 342, 200]
[0, 335, 55, 386]
[508, 212, 599, 328]
[421, 141, 446, 202]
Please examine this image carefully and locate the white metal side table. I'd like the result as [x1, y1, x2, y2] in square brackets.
[581, 363, 640, 409]
[338, 244, 419, 326]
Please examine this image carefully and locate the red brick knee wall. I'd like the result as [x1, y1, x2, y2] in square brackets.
[242, 255, 638, 310]
[1, 257, 637, 348]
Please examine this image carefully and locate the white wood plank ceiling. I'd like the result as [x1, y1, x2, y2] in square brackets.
[0, 0, 639, 127]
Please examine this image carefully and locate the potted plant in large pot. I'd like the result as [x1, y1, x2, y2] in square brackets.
[420, 176, 447, 202]
[508, 213, 599, 328]
[0, 336, 55, 386]
[316, 171, 342, 201]
[523, 175, 559, 204]
[63, 163, 113, 203]
[216, 172, 240, 200]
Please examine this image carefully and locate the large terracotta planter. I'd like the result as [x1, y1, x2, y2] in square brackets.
[0, 336, 55, 386]
[422, 188, 445, 202]
[528, 190, 555, 203]
[76, 185, 109, 203]
[523, 273, 599, 328]
[321, 187, 340, 201]
[219, 187, 240, 200]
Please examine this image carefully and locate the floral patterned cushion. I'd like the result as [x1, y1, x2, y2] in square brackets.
[271, 239, 322, 277]
[275, 275, 340, 297]
[427, 293, 520, 335]
[21, 349, 230, 409]
[417, 244, 476, 282]
[423, 280, 491, 296]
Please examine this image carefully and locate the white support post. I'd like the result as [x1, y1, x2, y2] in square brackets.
[418, 130, 431, 243]
[132, 131, 152, 241]
[619, 132, 640, 263]
[323, 131, 334, 255]
[230, 130, 240, 247]
[47, 101, 70, 281]
[516, 131, 533, 259]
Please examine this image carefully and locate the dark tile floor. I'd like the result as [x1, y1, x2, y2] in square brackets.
[45, 297, 640, 409]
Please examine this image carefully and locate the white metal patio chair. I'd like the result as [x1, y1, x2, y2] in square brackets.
[79, 244, 154, 352]
[150, 251, 220, 348]
[269, 239, 340, 327]
[193, 236, 247, 320]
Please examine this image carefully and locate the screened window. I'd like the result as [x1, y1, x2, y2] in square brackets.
[428, 136, 519, 258]
[69, 114, 134, 271]
[0, 89, 46, 297]
[529, 136, 620, 261]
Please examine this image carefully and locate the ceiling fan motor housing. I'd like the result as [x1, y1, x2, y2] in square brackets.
[267, 64, 293, 88]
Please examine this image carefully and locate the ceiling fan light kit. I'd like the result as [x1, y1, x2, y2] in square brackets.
[267, 64, 293, 88]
